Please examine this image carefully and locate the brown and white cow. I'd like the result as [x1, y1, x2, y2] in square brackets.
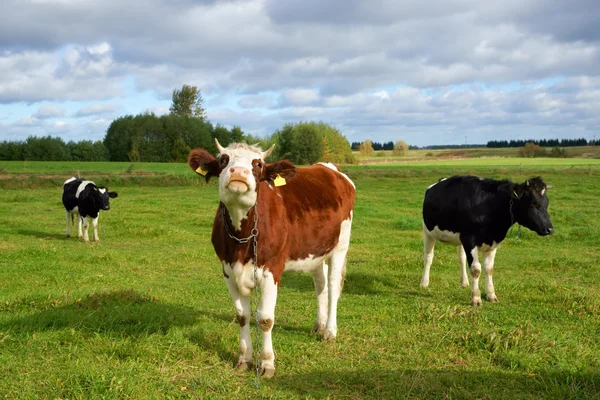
[188, 139, 355, 377]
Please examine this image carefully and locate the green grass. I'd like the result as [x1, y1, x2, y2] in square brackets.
[1, 160, 599, 398]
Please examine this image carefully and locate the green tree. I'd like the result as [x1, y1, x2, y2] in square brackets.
[24, 136, 70, 161]
[230, 126, 244, 142]
[0, 141, 25, 160]
[169, 84, 206, 120]
[292, 123, 324, 164]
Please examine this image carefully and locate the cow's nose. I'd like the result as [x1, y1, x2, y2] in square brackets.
[545, 227, 554, 235]
[230, 167, 249, 175]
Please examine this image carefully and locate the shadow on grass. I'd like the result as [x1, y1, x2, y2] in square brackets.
[269, 369, 600, 399]
[16, 229, 68, 240]
[0, 289, 200, 336]
[283, 270, 432, 298]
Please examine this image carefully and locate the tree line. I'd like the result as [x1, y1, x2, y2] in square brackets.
[1, 85, 356, 164]
[487, 138, 591, 148]
[351, 141, 395, 151]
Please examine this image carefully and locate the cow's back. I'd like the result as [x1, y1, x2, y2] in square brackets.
[423, 176, 509, 234]
[275, 164, 354, 259]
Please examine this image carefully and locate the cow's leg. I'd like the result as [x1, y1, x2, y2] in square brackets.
[224, 274, 253, 371]
[82, 217, 90, 242]
[483, 248, 498, 302]
[92, 216, 100, 242]
[421, 228, 435, 288]
[463, 244, 482, 306]
[258, 270, 278, 378]
[457, 245, 469, 287]
[324, 249, 348, 342]
[311, 261, 328, 335]
[77, 214, 83, 238]
[65, 211, 71, 237]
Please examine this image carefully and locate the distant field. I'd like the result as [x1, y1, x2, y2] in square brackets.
[355, 145, 600, 164]
[0, 159, 599, 398]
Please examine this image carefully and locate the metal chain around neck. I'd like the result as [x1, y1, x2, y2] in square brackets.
[220, 202, 259, 244]
[508, 196, 521, 240]
[220, 202, 261, 384]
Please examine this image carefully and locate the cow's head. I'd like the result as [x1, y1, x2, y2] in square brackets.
[94, 186, 118, 211]
[188, 139, 296, 208]
[512, 176, 553, 236]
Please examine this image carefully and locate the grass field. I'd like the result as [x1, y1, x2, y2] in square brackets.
[1, 158, 599, 399]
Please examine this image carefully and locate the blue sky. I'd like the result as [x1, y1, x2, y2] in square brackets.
[1, 0, 599, 147]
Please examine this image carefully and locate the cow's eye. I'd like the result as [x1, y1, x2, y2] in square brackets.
[256, 162, 262, 169]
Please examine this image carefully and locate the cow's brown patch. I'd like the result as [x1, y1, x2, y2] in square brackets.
[236, 314, 246, 327]
[211, 163, 355, 285]
[470, 268, 481, 279]
[260, 318, 273, 332]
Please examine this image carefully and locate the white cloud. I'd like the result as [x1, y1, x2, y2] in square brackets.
[33, 104, 65, 119]
[0, 0, 599, 145]
[74, 103, 122, 118]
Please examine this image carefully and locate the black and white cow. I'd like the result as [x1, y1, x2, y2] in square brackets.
[420, 175, 553, 306]
[62, 177, 118, 242]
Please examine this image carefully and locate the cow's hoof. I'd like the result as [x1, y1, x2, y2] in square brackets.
[66, 234, 70, 238]
[259, 367, 275, 378]
[487, 294, 499, 303]
[420, 281, 429, 288]
[460, 281, 469, 288]
[94, 239, 100, 242]
[234, 360, 253, 371]
[77, 235, 83, 238]
[471, 297, 482, 306]
[312, 324, 325, 335]
[322, 330, 336, 342]
[84, 239, 90, 243]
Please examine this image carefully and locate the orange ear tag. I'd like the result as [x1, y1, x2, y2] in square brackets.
[196, 166, 208, 176]
[274, 175, 287, 187]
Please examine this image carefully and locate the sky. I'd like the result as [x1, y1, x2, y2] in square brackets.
[1, 0, 599, 147]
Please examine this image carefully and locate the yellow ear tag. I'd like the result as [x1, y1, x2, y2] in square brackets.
[513, 191, 519, 198]
[196, 166, 208, 176]
[274, 175, 286, 187]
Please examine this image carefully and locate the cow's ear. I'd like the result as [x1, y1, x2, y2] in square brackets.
[188, 149, 221, 182]
[262, 160, 297, 182]
[109, 192, 118, 198]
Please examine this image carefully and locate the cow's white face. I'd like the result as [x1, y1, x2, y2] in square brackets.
[217, 145, 265, 208]
[212, 140, 275, 219]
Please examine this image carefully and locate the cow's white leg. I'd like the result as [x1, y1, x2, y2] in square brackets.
[468, 247, 483, 306]
[92, 216, 100, 242]
[65, 211, 71, 237]
[324, 216, 351, 341]
[224, 273, 253, 370]
[324, 250, 347, 341]
[421, 229, 435, 288]
[77, 214, 83, 238]
[311, 261, 329, 335]
[458, 245, 469, 287]
[258, 270, 277, 378]
[483, 248, 498, 302]
[82, 217, 90, 242]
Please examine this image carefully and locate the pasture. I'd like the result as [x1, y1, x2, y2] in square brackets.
[1, 158, 599, 399]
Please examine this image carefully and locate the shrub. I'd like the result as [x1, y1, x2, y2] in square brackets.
[393, 140, 409, 156]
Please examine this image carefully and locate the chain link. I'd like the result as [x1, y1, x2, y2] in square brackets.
[508, 197, 521, 240]
[220, 202, 261, 385]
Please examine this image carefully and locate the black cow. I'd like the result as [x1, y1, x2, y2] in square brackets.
[420, 175, 553, 305]
[62, 177, 118, 242]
